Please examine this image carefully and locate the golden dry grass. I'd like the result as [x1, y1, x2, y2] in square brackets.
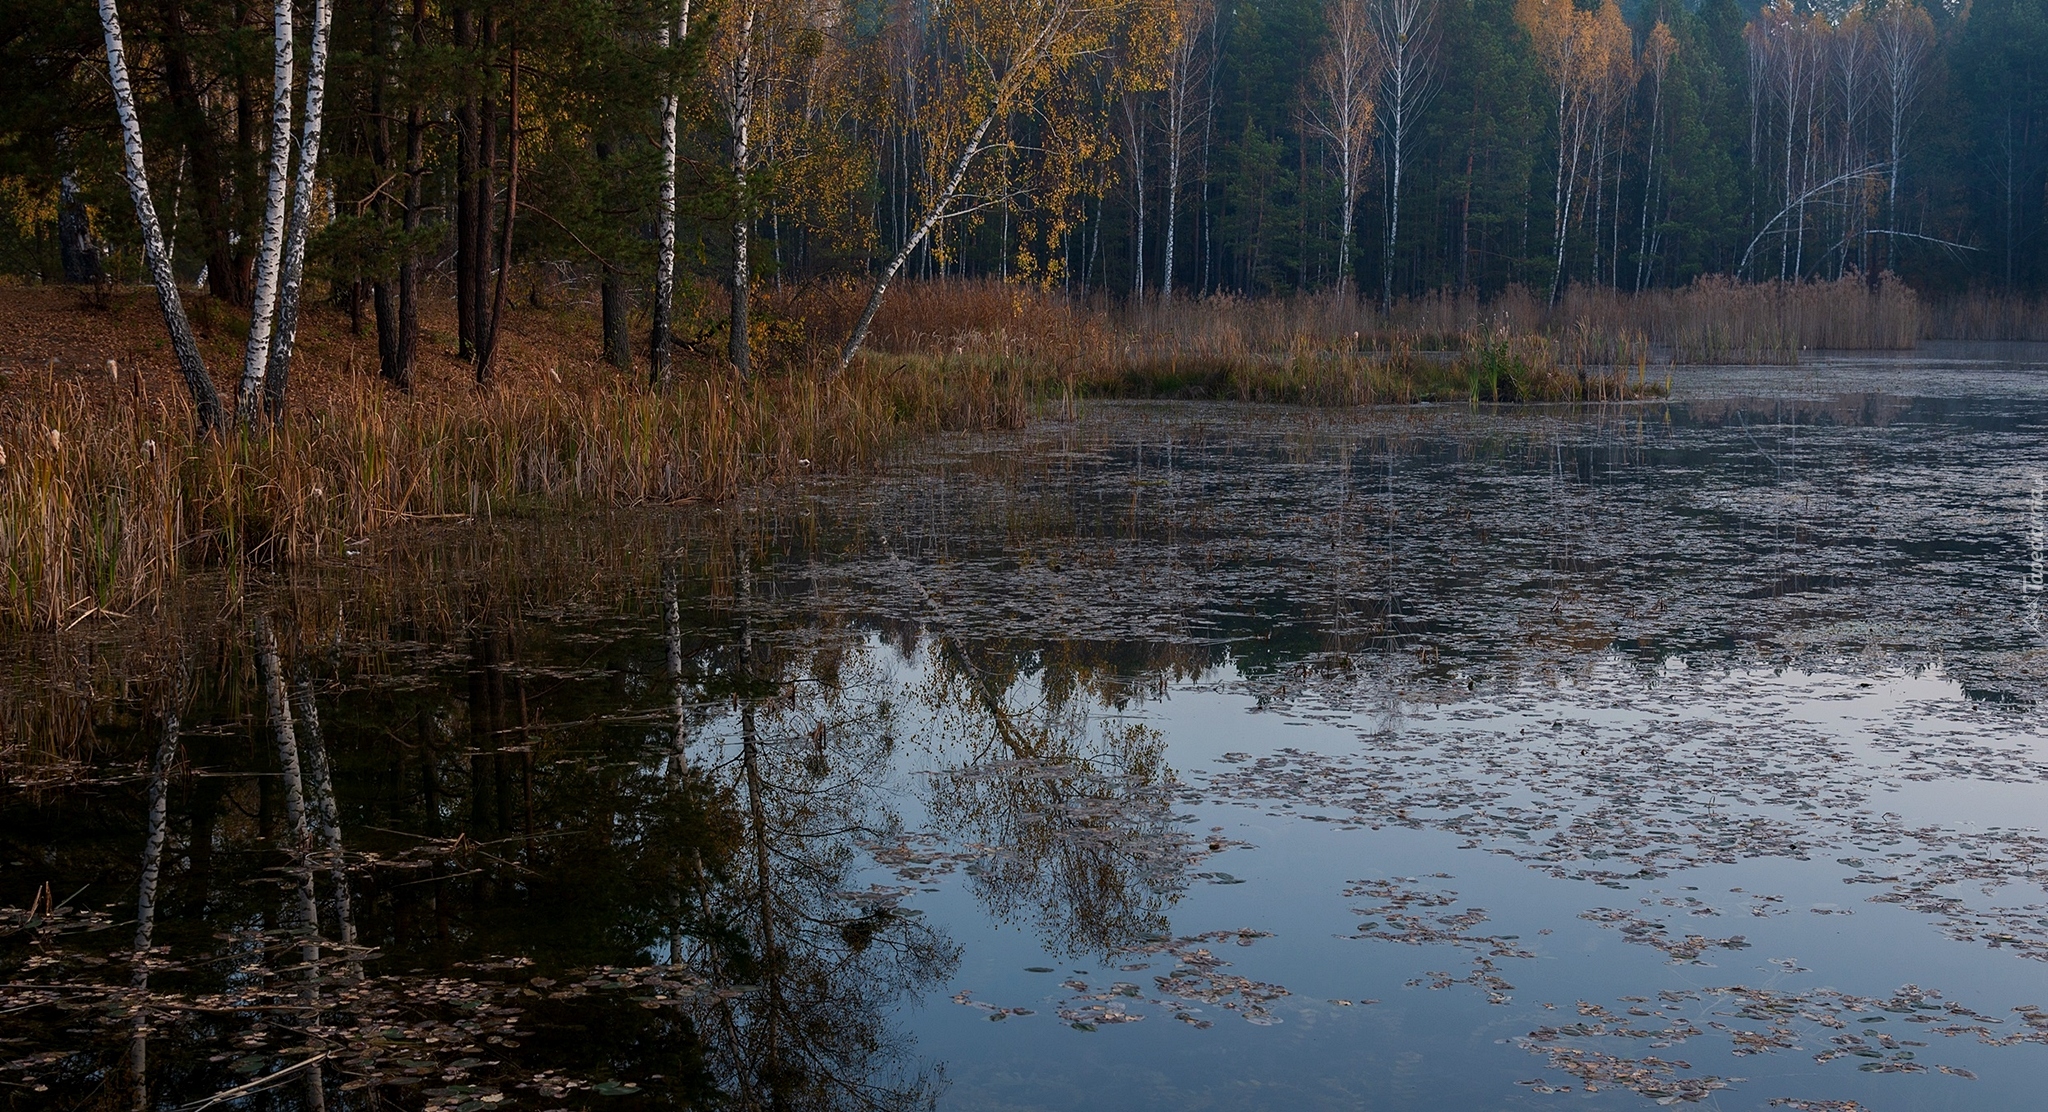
[8, 269, 1943, 632]
[840, 274, 1923, 369]
[1922, 292, 2048, 342]
[0, 284, 1033, 629]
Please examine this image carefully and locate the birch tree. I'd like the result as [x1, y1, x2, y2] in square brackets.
[235, 0, 297, 425]
[1634, 19, 1675, 291]
[475, 41, 520, 383]
[1159, 0, 1213, 302]
[1833, 2, 1875, 275]
[1118, 90, 1150, 297]
[711, 0, 768, 379]
[832, 0, 1132, 377]
[651, 0, 695, 387]
[1519, 0, 1630, 302]
[1747, 0, 1825, 278]
[1117, 0, 1172, 299]
[1367, 0, 1438, 311]
[1304, 0, 1381, 298]
[262, 0, 335, 419]
[94, 0, 226, 432]
[1874, 0, 1933, 273]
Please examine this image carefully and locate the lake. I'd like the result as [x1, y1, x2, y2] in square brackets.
[6, 344, 2048, 1110]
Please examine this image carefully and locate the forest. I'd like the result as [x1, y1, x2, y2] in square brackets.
[1, 0, 2044, 394]
[1, 0, 2046, 628]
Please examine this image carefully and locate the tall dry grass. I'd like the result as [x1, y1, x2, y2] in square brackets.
[0, 359, 1028, 629]
[850, 274, 1921, 371]
[8, 269, 1941, 632]
[1558, 275, 1921, 362]
[1922, 293, 2048, 342]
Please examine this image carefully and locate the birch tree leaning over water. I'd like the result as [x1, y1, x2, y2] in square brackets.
[1304, 0, 1382, 298]
[833, 0, 1135, 377]
[235, 0, 298, 425]
[94, 0, 225, 432]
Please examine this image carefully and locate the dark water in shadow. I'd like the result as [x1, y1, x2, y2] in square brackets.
[6, 354, 2048, 1110]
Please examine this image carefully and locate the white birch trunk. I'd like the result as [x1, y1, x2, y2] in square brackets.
[1384, 94, 1402, 310]
[1636, 68, 1663, 292]
[263, 0, 335, 417]
[236, 0, 297, 424]
[1163, 99, 1182, 303]
[726, 4, 758, 379]
[832, 112, 998, 378]
[1372, 0, 1436, 312]
[652, 0, 693, 386]
[1338, 134, 1357, 295]
[1550, 78, 1571, 303]
[97, 0, 224, 431]
[1122, 95, 1146, 300]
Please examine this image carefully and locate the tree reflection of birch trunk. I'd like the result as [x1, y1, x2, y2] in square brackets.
[667, 564, 688, 759]
[665, 561, 691, 967]
[255, 616, 323, 997]
[130, 701, 180, 1112]
[736, 550, 777, 972]
[293, 671, 359, 982]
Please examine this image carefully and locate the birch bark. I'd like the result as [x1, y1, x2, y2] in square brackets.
[96, 0, 225, 432]
[264, 0, 336, 418]
[236, 0, 297, 424]
[652, 0, 695, 387]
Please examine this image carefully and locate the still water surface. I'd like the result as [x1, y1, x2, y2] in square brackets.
[7, 350, 2048, 1110]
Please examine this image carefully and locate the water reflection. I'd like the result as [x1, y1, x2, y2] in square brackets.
[9, 376, 2048, 1109]
[0, 546, 977, 1108]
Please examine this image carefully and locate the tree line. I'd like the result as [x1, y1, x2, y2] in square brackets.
[0, 0, 2044, 407]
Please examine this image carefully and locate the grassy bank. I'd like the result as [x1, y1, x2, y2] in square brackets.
[2, 280, 1671, 630]
[2, 359, 1034, 630]
[838, 273, 1930, 371]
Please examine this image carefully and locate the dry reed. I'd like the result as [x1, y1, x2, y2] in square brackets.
[849, 274, 1921, 371]
[7, 269, 1946, 632]
[0, 357, 1028, 630]
[1922, 293, 2048, 342]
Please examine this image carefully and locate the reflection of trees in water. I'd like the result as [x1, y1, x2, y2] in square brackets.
[669, 553, 957, 1111]
[911, 636, 1201, 956]
[1, 552, 954, 1111]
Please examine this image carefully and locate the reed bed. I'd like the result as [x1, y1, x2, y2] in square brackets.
[1557, 275, 1922, 362]
[9, 268, 1945, 633]
[1922, 293, 2048, 342]
[850, 274, 1922, 371]
[0, 358, 1029, 630]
